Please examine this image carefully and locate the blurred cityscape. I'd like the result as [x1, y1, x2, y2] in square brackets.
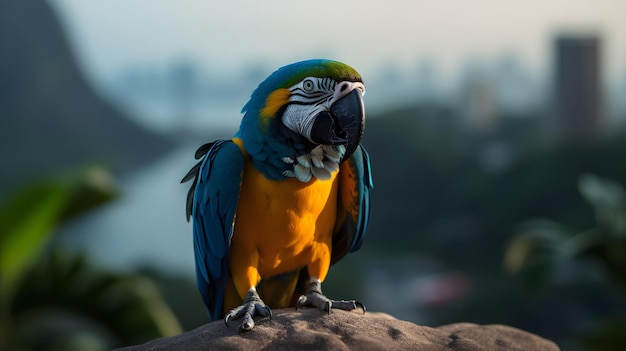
[101, 35, 626, 138]
[2, 1, 626, 350]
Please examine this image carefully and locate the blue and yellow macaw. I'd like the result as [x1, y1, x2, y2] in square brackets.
[182, 59, 373, 331]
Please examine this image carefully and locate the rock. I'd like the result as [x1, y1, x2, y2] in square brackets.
[115, 309, 560, 351]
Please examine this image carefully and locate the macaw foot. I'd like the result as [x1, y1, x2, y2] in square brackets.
[224, 289, 272, 332]
[296, 280, 366, 314]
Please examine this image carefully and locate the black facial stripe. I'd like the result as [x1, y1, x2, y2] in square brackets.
[320, 78, 336, 91]
[288, 78, 337, 106]
[291, 91, 326, 99]
[287, 95, 331, 106]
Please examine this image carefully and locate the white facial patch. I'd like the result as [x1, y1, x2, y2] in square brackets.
[281, 77, 336, 143]
[281, 103, 327, 143]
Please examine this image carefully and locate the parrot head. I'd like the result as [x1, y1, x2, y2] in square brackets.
[237, 59, 366, 181]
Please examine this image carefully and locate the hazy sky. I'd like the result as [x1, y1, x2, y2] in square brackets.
[50, 0, 626, 85]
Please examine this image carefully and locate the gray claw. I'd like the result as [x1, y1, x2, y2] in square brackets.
[240, 313, 255, 332]
[263, 306, 273, 319]
[223, 289, 271, 332]
[295, 295, 306, 310]
[297, 281, 365, 314]
[355, 301, 367, 314]
[224, 308, 240, 327]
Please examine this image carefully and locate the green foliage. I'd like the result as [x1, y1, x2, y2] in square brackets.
[0, 166, 116, 300]
[503, 219, 575, 292]
[578, 174, 626, 240]
[0, 166, 182, 350]
[505, 174, 626, 289]
[137, 267, 208, 332]
[0, 180, 69, 297]
[504, 174, 626, 349]
[13, 253, 182, 350]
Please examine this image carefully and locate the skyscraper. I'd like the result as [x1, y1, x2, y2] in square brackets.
[554, 35, 603, 137]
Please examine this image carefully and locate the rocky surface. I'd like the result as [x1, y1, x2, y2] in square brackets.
[116, 308, 560, 351]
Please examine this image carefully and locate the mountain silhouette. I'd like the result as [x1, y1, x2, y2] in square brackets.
[0, 0, 173, 197]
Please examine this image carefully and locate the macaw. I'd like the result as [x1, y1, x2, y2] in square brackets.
[181, 59, 373, 332]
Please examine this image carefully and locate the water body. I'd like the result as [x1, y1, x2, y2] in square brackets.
[56, 143, 202, 279]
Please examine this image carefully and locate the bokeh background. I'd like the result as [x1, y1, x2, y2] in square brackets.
[2, 0, 626, 350]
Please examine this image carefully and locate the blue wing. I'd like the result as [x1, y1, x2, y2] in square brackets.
[181, 140, 244, 320]
[331, 145, 373, 264]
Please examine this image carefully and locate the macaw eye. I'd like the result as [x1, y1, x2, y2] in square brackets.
[302, 79, 315, 92]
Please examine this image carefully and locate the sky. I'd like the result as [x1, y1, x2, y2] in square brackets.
[50, 0, 626, 86]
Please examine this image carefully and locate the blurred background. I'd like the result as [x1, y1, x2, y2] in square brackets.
[2, 0, 626, 350]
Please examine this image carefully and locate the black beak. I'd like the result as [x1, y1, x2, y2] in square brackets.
[309, 89, 365, 161]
